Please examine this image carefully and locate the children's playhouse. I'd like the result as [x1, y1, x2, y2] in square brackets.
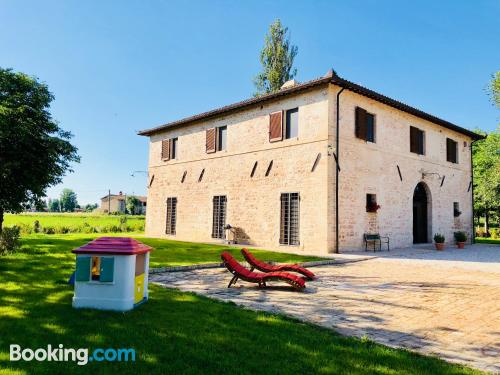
[72, 237, 153, 311]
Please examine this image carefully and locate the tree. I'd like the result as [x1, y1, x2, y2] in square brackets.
[84, 203, 98, 212]
[254, 19, 298, 96]
[126, 196, 141, 215]
[0, 68, 79, 231]
[473, 126, 500, 234]
[48, 199, 60, 212]
[488, 71, 500, 108]
[60, 188, 78, 212]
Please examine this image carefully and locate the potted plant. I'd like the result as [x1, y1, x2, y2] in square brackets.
[454, 231, 467, 249]
[433, 233, 445, 250]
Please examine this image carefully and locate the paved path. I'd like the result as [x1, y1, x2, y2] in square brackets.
[151, 245, 500, 373]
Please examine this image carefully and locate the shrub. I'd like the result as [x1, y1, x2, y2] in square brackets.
[490, 228, 499, 239]
[433, 233, 445, 243]
[42, 226, 55, 234]
[454, 231, 467, 243]
[0, 226, 21, 255]
[33, 220, 41, 233]
[17, 223, 32, 235]
[476, 227, 486, 238]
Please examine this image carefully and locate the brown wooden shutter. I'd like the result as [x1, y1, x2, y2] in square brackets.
[269, 111, 283, 142]
[355, 107, 367, 140]
[410, 127, 418, 153]
[161, 139, 170, 160]
[206, 128, 216, 153]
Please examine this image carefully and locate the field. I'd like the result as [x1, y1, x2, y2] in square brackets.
[3, 213, 145, 234]
[0, 233, 480, 374]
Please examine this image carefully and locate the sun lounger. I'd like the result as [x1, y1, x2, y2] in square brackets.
[220, 252, 305, 291]
[241, 248, 316, 280]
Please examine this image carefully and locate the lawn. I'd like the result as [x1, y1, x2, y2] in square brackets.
[475, 237, 500, 245]
[0, 234, 481, 374]
[3, 213, 145, 234]
[4, 213, 145, 227]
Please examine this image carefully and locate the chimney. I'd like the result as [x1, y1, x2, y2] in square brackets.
[280, 79, 299, 90]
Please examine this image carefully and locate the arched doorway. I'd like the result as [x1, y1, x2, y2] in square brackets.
[413, 182, 430, 243]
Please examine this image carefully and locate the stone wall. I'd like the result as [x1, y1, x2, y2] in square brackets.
[145, 87, 331, 253]
[330, 86, 473, 251]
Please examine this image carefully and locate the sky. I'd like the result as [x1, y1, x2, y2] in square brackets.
[1, 0, 498, 205]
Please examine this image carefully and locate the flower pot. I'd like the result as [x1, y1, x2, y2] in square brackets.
[456, 242, 465, 249]
[435, 243, 444, 251]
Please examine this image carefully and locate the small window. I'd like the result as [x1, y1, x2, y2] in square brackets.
[265, 160, 273, 177]
[285, 108, 299, 139]
[217, 126, 227, 151]
[446, 138, 458, 163]
[212, 195, 227, 239]
[453, 202, 461, 217]
[181, 170, 187, 183]
[91, 256, 101, 281]
[410, 126, 425, 155]
[366, 194, 379, 212]
[250, 161, 258, 177]
[166, 197, 177, 235]
[355, 107, 375, 143]
[90, 256, 114, 282]
[280, 193, 300, 245]
[198, 168, 205, 182]
[171, 138, 178, 159]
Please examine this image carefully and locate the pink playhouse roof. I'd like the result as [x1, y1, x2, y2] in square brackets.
[72, 237, 152, 255]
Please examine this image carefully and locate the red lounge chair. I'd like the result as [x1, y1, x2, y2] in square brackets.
[220, 252, 305, 291]
[241, 248, 316, 280]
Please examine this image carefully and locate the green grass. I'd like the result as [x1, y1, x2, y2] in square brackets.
[475, 237, 500, 244]
[140, 237, 324, 267]
[0, 234, 482, 374]
[4, 212, 145, 228]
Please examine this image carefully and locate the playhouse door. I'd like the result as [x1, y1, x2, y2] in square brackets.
[134, 274, 145, 303]
[134, 253, 146, 304]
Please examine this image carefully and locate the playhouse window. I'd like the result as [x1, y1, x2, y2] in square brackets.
[91, 256, 101, 280]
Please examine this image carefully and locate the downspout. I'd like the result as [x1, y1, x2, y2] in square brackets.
[335, 87, 345, 253]
[470, 138, 481, 244]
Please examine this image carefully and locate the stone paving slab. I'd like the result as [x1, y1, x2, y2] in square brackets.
[151, 249, 500, 373]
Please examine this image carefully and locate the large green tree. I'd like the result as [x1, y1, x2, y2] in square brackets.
[0, 68, 79, 231]
[59, 188, 78, 212]
[254, 19, 298, 96]
[488, 71, 500, 108]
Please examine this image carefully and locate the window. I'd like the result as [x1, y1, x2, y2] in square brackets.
[250, 161, 258, 177]
[217, 126, 227, 151]
[265, 160, 273, 177]
[355, 107, 375, 142]
[280, 193, 300, 245]
[166, 197, 177, 235]
[161, 138, 177, 160]
[453, 202, 461, 217]
[285, 108, 299, 139]
[91, 256, 101, 281]
[366, 194, 379, 212]
[410, 126, 425, 155]
[212, 195, 227, 239]
[171, 138, 178, 159]
[206, 127, 227, 153]
[446, 138, 458, 163]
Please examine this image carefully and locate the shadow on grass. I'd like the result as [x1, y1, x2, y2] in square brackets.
[0, 234, 482, 374]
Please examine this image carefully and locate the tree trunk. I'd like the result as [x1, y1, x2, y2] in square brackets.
[0, 208, 3, 234]
[484, 212, 490, 236]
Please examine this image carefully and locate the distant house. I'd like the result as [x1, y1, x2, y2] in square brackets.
[100, 192, 147, 214]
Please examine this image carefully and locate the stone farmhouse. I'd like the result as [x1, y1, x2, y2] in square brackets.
[138, 70, 483, 254]
[100, 192, 147, 215]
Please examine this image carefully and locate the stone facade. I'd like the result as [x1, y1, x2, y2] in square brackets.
[143, 83, 474, 254]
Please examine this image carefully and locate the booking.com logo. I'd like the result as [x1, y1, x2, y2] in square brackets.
[10, 344, 136, 366]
